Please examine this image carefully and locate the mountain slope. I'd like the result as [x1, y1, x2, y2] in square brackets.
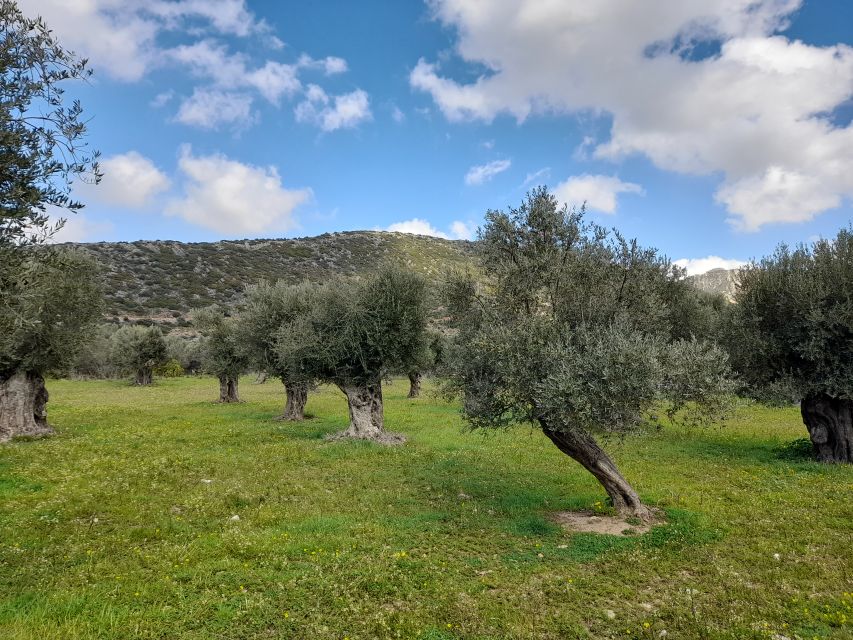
[67, 232, 475, 321]
[66, 231, 737, 324]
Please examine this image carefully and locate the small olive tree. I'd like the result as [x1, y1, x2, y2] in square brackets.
[110, 325, 168, 385]
[0, 249, 102, 441]
[194, 306, 249, 403]
[238, 281, 316, 420]
[442, 188, 734, 520]
[727, 230, 853, 463]
[275, 267, 429, 443]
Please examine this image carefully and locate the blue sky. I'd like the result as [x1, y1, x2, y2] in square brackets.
[21, 0, 853, 273]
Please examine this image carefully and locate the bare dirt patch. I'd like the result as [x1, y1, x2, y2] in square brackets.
[552, 510, 665, 536]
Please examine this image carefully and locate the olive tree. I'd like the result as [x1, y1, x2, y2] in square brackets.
[1, 0, 100, 246]
[238, 281, 316, 420]
[727, 230, 853, 463]
[110, 326, 167, 385]
[194, 306, 249, 403]
[275, 267, 429, 443]
[442, 188, 734, 520]
[0, 249, 102, 440]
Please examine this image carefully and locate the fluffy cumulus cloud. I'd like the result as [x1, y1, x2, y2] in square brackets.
[49, 215, 114, 243]
[674, 256, 747, 275]
[19, 1, 362, 132]
[166, 146, 311, 235]
[174, 88, 255, 130]
[464, 159, 511, 185]
[386, 218, 476, 240]
[18, 0, 271, 81]
[83, 151, 171, 208]
[294, 85, 372, 132]
[553, 175, 643, 213]
[411, 0, 853, 230]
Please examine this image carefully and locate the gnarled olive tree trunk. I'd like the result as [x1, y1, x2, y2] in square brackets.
[218, 375, 240, 403]
[407, 371, 422, 398]
[334, 381, 404, 444]
[801, 393, 853, 463]
[135, 367, 153, 386]
[0, 371, 53, 442]
[279, 380, 308, 421]
[540, 421, 652, 521]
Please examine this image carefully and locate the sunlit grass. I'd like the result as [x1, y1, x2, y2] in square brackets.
[0, 376, 850, 639]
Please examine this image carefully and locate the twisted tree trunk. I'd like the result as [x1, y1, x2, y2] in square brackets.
[407, 371, 422, 398]
[0, 371, 53, 443]
[134, 367, 153, 386]
[801, 393, 853, 463]
[279, 380, 308, 421]
[334, 381, 404, 444]
[540, 421, 651, 522]
[218, 375, 240, 403]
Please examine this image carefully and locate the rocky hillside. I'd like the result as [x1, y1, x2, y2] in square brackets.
[65, 232, 475, 324]
[66, 231, 736, 328]
[686, 268, 740, 302]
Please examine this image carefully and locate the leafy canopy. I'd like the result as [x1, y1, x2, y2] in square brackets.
[274, 267, 429, 387]
[193, 305, 249, 380]
[443, 187, 734, 434]
[110, 326, 168, 374]
[727, 228, 853, 403]
[0, 247, 103, 377]
[237, 280, 317, 382]
[0, 0, 100, 245]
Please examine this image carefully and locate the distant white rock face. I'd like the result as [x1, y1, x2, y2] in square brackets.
[687, 268, 740, 302]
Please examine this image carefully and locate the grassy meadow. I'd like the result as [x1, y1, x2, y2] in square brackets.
[0, 377, 851, 639]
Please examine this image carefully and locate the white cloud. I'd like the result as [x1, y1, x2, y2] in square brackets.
[391, 105, 406, 123]
[294, 86, 372, 132]
[465, 159, 511, 185]
[174, 89, 254, 130]
[521, 167, 551, 188]
[18, 0, 269, 81]
[553, 175, 643, 213]
[674, 256, 747, 275]
[167, 40, 302, 105]
[387, 218, 449, 238]
[412, 0, 853, 229]
[84, 152, 170, 208]
[150, 90, 175, 108]
[450, 220, 476, 240]
[322, 56, 348, 75]
[166, 146, 311, 235]
[49, 215, 114, 243]
[296, 54, 350, 75]
[385, 218, 476, 240]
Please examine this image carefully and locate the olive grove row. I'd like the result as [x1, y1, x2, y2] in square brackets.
[2, 1, 851, 525]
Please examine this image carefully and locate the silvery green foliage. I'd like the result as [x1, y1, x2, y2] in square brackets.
[193, 306, 249, 381]
[727, 228, 853, 403]
[238, 280, 316, 383]
[0, 247, 103, 378]
[273, 267, 429, 387]
[442, 187, 735, 435]
[0, 1, 100, 246]
[109, 325, 167, 375]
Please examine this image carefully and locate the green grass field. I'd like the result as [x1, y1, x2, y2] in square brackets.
[1, 377, 851, 639]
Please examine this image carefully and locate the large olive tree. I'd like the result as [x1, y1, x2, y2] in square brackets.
[1, 0, 100, 246]
[442, 188, 734, 521]
[0, 249, 102, 440]
[110, 326, 168, 386]
[275, 267, 429, 443]
[194, 306, 249, 403]
[238, 281, 316, 420]
[727, 230, 853, 463]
